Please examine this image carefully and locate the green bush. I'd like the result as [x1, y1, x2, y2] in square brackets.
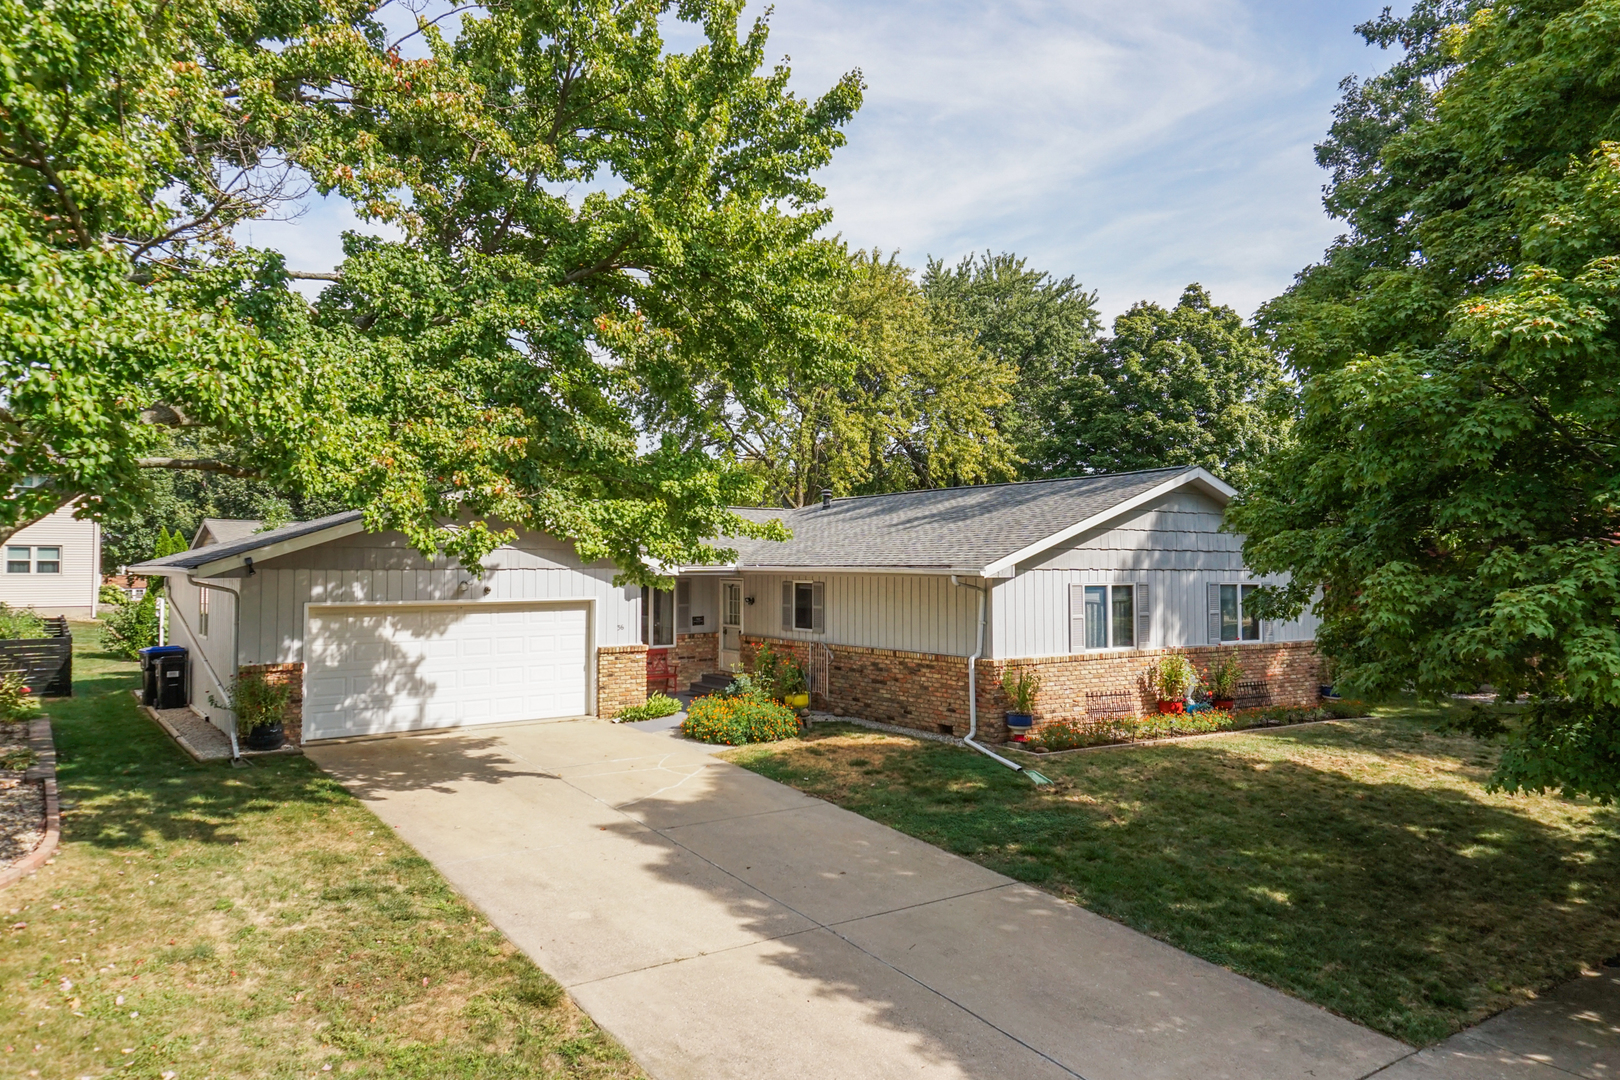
[208, 671, 292, 736]
[1031, 718, 1127, 751]
[0, 672, 39, 722]
[680, 693, 800, 745]
[102, 590, 158, 659]
[616, 692, 682, 722]
[0, 603, 44, 640]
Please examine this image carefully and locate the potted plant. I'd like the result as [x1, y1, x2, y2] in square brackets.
[780, 659, 809, 709]
[210, 671, 293, 751]
[1001, 667, 1040, 740]
[1150, 654, 1195, 714]
[1202, 654, 1243, 712]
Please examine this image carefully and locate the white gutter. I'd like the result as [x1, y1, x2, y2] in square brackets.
[950, 575, 1027, 775]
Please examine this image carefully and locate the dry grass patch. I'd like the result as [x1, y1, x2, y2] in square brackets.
[727, 709, 1620, 1046]
[2, 623, 644, 1080]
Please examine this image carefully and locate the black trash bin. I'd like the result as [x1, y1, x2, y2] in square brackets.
[138, 645, 188, 708]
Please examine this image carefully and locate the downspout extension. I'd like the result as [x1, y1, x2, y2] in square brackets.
[952, 576, 1047, 783]
[187, 574, 245, 765]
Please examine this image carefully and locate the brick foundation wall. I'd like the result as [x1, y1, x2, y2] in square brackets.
[597, 644, 648, 718]
[673, 632, 718, 690]
[744, 635, 1322, 744]
[238, 662, 304, 746]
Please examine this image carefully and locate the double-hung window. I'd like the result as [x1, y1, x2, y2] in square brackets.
[5, 546, 60, 574]
[1208, 583, 1262, 643]
[641, 586, 674, 647]
[1070, 583, 1149, 651]
[781, 581, 825, 633]
[198, 587, 211, 637]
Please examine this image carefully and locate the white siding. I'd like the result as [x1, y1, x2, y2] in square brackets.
[227, 528, 640, 665]
[997, 488, 1318, 658]
[161, 574, 240, 733]
[740, 572, 980, 657]
[0, 503, 100, 615]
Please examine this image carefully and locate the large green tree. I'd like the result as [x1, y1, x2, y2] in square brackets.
[1230, 0, 1620, 799]
[3, 0, 862, 579]
[1045, 284, 1292, 485]
[716, 247, 1017, 506]
[920, 251, 1102, 475]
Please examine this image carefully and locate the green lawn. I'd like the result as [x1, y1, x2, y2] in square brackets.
[726, 707, 1620, 1046]
[2, 623, 643, 1079]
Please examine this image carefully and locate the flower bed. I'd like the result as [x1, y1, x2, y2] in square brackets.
[680, 693, 800, 745]
[1030, 700, 1366, 752]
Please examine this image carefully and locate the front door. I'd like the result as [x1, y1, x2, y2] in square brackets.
[720, 580, 743, 672]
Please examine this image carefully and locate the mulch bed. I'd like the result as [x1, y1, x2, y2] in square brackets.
[0, 720, 44, 870]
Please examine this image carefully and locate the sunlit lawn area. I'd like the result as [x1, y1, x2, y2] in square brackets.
[726, 705, 1620, 1047]
[2, 623, 642, 1080]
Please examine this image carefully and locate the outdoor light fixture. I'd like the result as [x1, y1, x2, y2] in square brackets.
[745, 596, 755, 605]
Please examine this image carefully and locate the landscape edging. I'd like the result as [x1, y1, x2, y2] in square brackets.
[0, 715, 60, 889]
[1003, 713, 1372, 759]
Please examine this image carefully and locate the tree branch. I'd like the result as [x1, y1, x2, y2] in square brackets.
[137, 457, 266, 479]
[286, 270, 342, 281]
[559, 233, 636, 285]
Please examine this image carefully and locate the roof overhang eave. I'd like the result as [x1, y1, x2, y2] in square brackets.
[130, 517, 368, 578]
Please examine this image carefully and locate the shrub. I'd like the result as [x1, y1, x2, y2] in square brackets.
[209, 671, 293, 736]
[749, 644, 805, 700]
[0, 603, 44, 640]
[1201, 654, 1244, 700]
[102, 590, 158, 659]
[1001, 666, 1040, 713]
[616, 692, 682, 722]
[681, 693, 800, 745]
[1150, 653, 1196, 701]
[99, 583, 128, 606]
[0, 672, 38, 722]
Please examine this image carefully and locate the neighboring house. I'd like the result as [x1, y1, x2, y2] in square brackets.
[131, 466, 1322, 747]
[192, 518, 265, 549]
[2, 503, 100, 617]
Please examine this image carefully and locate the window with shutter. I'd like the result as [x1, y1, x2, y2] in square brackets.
[781, 581, 793, 631]
[1136, 583, 1150, 647]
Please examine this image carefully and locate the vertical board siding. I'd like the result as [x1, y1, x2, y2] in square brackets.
[1002, 488, 1318, 659]
[233, 529, 641, 665]
[739, 572, 979, 657]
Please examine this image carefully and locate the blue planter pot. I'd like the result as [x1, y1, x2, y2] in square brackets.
[1005, 712, 1034, 729]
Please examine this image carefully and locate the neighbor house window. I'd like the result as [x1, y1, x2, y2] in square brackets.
[198, 587, 210, 638]
[781, 580, 825, 633]
[6, 547, 30, 574]
[641, 587, 674, 647]
[1071, 584, 1146, 650]
[33, 547, 59, 574]
[1209, 583, 1262, 643]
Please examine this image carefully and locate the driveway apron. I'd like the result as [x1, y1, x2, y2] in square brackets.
[308, 719, 1408, 1080]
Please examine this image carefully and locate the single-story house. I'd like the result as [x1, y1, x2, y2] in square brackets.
[131, 465, 1321, 746]
[2, 502, 101, 618]
[192, 517, 265, 549]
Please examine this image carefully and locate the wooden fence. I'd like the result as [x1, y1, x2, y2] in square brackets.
[0, 631, 73, 697]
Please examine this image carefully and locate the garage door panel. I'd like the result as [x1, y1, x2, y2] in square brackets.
[304, 604, 590, 741]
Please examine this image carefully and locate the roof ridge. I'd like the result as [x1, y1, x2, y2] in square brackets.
[739, 465, 1195, 511]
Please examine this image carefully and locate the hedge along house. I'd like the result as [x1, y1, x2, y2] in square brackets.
[667, 465, 1323, 742]
[131, 465, 1321, 748]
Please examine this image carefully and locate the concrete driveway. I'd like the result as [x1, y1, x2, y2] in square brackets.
[308, 718, 1407, 1080]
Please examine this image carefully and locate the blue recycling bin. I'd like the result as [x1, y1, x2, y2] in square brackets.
[138, 645, 188, 708]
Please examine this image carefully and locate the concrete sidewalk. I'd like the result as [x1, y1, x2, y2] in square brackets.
[308, 718, 1409, 1079]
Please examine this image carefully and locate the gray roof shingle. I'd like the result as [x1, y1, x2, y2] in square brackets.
[135, 511, 363, 572]
[714, 466, 1199, 571]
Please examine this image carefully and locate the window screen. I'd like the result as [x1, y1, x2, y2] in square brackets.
[33, 547, 59, 574]
[6, 547, 29, 574]
[793, 582, 814, 630]
[1220, 584, 1240, 642]
[641, 587, 674, 646]
[1241, 584, 1261, 641]
[1110, 585, 1135, 648]
[1083, 586, 1107, 649]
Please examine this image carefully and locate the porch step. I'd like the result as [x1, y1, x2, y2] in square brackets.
[686, 671, 733, 697]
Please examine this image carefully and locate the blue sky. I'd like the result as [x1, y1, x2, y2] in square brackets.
[248, 0, 1399, 324]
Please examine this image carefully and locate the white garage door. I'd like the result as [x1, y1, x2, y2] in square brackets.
[303, 603, 590, 741]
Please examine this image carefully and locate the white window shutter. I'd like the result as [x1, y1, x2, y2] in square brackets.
[782, 581, 793, 631]
[811, 581, 825, 633]
[1208, 583, 1222, 644]
[1070, 584, 1085, 654]
[676, 579, 691, 632]
[1136, 582, 1150, 647]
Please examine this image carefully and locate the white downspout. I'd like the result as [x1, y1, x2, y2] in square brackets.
[185, 574, 244, 761]
[952, 576, 1027, 775]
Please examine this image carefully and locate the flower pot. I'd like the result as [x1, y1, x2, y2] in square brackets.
[1211, 698, 1234, 712]
[242, 722, 285, 752]
[1004, 712, 1034, 728]
[1156, 700, 1185, 715]
[1319, 684, 1338, 700]
[784, 692, 809, 709]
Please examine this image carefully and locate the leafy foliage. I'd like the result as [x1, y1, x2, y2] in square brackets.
[102, 590, 159, 660]
[711, 247, 1017, 506]
[1149, 653, 1197, 701]
[681, 693, 800, 744]
[0, 603, 43, 640]
[0, 672, 37, 721]
[615, 692, 681, 722]
[749, 642, 806, 700]
[920, 251, 1103, 475]
[1045, 285, 1293, 485]
[209, 671, 293, 736]
[1000, 667, 1040, 713]
[1231, 0, 1620, 799]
